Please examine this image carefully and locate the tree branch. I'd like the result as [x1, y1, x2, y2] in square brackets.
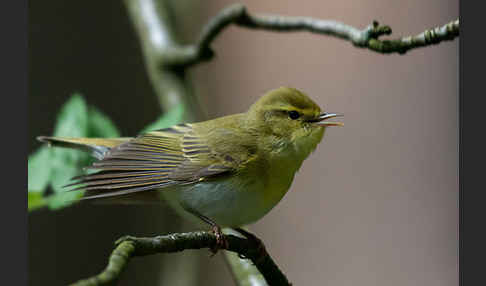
[70, 231, 290, 286]
[157, 4, 459, 69]
[124, 0, 202, 120]
[223, 227, 269, 286]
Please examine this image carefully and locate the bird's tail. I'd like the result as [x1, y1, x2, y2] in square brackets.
[36, 136, 172, 205]
[35, 136, 145, 205]
[36, 136, 132, 160]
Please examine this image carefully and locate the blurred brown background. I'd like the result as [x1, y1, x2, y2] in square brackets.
[29, 0, 458, 285]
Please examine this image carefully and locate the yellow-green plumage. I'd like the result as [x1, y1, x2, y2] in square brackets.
[38, 87, 342, 227]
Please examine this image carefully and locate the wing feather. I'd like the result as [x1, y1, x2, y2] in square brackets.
[67, 124, 234, 200]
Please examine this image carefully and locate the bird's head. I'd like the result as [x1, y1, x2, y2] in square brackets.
[246, 87, 343, 159]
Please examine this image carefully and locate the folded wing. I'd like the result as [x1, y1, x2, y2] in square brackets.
[67, 124, 234, 200]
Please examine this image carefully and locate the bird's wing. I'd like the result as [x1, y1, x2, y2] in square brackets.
[68, 123, 237, 200]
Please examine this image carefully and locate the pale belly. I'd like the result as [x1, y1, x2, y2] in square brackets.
[160, 173, 293, 227]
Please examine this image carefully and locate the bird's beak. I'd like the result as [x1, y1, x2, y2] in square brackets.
[309, 113, 344, 127]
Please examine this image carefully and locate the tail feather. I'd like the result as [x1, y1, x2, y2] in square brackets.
[37, 136, 132, 160]
[36, 136, 173, 205]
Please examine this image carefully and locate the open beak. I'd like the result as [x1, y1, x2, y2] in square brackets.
[309, 113, 344, 127]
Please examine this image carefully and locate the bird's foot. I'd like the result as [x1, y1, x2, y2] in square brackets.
[234, 228, 267, 264]
[210, 224, 229, 256]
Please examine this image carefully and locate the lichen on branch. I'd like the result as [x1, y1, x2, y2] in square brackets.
[156, 4, 459, 68]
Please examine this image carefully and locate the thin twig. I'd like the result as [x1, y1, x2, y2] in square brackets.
[70, 231, 290, 286]
[158, 4, 459, 68]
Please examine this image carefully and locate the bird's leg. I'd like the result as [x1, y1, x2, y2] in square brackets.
[234, 227, 267, 264]
[183, 207, 229, 255]
[209, 223, 228, 256]
[199, 214, 229, 255]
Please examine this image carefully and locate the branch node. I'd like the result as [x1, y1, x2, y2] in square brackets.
[115, 235, 135, 247]
[368, 21, 392, 39]
[154, 4, 458, 68]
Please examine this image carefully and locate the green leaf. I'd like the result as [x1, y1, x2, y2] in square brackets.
[28, 192, 47, 211]
[28, 146, 52, 193]
[53, 93, 88, 138]
[47, 94, 90, 209]
[88, 106, 120, 137]
[48, 151, 86, 209]
[46, 188, 84, 210]
[28, 93, 121, 211]
[142, 103, 185, 132]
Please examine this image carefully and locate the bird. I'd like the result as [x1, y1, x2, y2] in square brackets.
[37, 87, 343, 249]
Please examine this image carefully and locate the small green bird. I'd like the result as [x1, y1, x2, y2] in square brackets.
[38, 87, 342, 247]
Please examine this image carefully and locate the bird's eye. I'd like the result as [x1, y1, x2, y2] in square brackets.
[288, 110, 301, 120]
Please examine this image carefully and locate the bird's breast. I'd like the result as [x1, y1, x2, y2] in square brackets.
[159, 165, 296, 227]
